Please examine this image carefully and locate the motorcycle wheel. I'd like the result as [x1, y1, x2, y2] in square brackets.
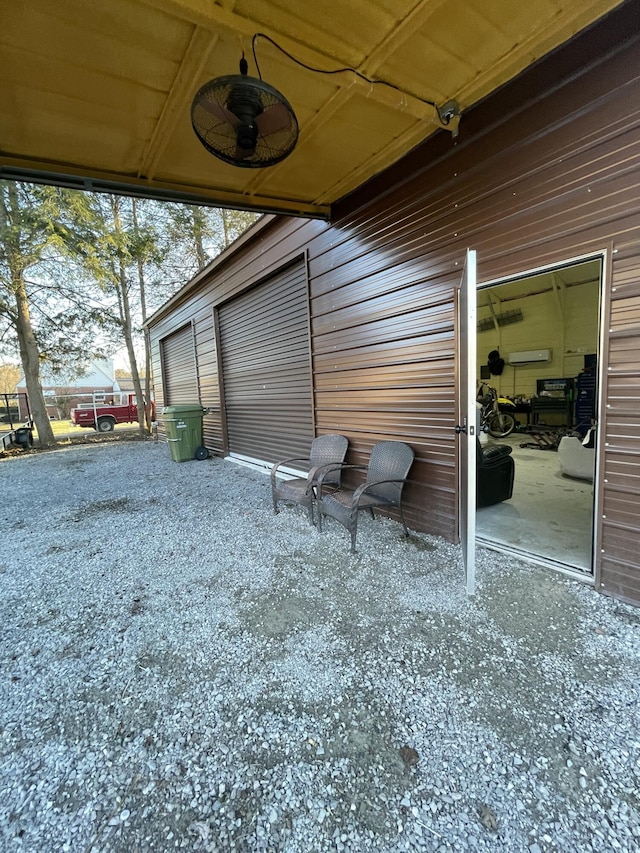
[487, 412, 516, 438]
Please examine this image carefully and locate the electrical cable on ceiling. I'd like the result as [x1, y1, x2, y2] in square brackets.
[251, 32, 459, 129]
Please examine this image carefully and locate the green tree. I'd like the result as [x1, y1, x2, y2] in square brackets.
[76, 194, 150, 435]
[0, 182, 114, 446]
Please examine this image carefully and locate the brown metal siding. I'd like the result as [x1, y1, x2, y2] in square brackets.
[147, 5, 640, 602]
[194, 311, 224, 453]
[308, 231, 458, 536]
[161, 324, 199, 406]
[218, 259, 314, 463]
[600, 240, 640, 603]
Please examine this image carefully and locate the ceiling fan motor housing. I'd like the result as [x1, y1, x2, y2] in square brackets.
[228, 85, 262, 151]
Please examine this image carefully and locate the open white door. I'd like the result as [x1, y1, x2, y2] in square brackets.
[457, 250, 477, 594]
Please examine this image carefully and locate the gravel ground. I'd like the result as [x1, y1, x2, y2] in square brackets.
[1, 440, 639, 853]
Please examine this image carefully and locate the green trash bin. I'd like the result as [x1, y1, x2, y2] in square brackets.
[161, 405, 209, 462]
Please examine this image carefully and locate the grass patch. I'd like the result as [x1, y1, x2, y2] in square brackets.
[34, 420, 140, 438]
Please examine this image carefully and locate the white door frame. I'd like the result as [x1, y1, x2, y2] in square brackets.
[475, 250, 606, 582]
[457, 249, 477, 594]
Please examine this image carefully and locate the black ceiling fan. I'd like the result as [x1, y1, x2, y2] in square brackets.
[191, 56, 299, 168]
[191, 34, 459, 168]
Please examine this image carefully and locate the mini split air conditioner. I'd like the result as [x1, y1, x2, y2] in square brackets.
[508, 349, 551, 365]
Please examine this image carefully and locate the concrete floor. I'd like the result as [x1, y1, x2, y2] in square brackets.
[476, 429, 594, 575]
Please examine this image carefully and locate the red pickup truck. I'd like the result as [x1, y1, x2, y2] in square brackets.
[70, 395, 154, 432]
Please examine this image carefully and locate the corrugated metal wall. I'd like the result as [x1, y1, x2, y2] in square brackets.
[601, 238, 640, 604]
[161, 324, 199, 405]
[310, 241, 457, 535]
[147, 4, 640, 603]
[193, 311, 223, 451]
[218, 259, 314, 463]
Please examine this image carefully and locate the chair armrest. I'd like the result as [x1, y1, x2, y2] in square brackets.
[271, 457, 311, 485]
[308, 460, 349, 480]
[352, 478, 405, 505]
[480, 445, 512, 465]
[316, 463, 366, 494]
[303, 461, 350, 495]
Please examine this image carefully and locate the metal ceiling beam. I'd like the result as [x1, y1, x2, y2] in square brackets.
[455, 0, 624, 109]
[487, 294, 501, 333]
[0, 158, 331, 219]
[244, 0, 455, 204]
[140, 0, 449, 122]
[141, 0, 364, 68]
[314, 117, 437, 206]
[359, 0, 449, 79]
[552, 272, 566, 319]
[247, 77, 439, 204]
[139, 26, 217, 181]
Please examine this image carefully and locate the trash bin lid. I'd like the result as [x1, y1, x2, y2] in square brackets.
[161, 405, 204, 416]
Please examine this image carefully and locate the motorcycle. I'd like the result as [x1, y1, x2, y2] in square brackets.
[477, 382, 517, 438]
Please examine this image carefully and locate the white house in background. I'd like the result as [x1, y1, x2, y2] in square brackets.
[16, 360, 119, 419]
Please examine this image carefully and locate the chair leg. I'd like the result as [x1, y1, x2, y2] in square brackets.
[317, 505, 323, 532]
[399, 504, 409, 537]
[309, 487, 318, 526]
[272, 496, 279, 515]
[350, 512, 358, 553]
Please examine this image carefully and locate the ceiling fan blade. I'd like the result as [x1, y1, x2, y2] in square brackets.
[198, 98, 240, 128]
[255, 103, 294, 136]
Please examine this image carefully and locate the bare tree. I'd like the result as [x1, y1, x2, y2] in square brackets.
[158, 204, 260, 289]
[0, 183, 56, 445]
[131, 198, 153, 430]
[107, 196, 148, 436]
[0, 362, 20, 394]
[0, 362, 21, 425]
[50, 389, 75, 421]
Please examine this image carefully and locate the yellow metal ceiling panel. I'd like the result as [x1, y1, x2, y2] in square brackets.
[0, 0, 625, 218]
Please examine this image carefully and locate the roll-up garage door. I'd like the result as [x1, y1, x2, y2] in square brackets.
[218, 259, 313, 463]
[161, 324, 200, 405]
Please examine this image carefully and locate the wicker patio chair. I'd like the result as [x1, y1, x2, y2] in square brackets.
[271, 434, 349, 523]
[316, 440, 415, 552]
